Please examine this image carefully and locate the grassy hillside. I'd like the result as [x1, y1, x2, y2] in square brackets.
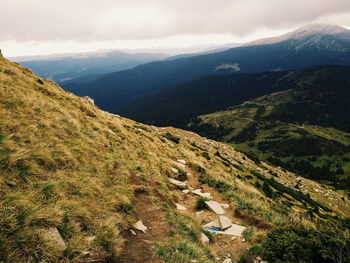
[1, 55, 349, 262]
[194, 87, 350, 191]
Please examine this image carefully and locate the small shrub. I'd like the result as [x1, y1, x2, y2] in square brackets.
[201, 151, 211, 160]
[198, 175, 233, 193]
[196, 197, 210, 210]
[242, 227, 254, 241]
[176, 168, 187, 181]
[163, 132, 180, 144]
[262, 181, 276, 199]
[188, 163, 206, 174]
[37, 78, 44, 85]
[188, 228, 199, 241]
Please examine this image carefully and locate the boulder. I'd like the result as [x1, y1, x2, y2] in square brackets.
[41, 227, 65, 250]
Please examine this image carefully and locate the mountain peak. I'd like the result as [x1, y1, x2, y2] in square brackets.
[287, 23, 349, 37]
[246, 24, 349, 46]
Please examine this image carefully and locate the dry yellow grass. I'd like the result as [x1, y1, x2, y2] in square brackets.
[0, 55, 349, 262]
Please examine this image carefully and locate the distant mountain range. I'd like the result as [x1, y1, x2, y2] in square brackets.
[18, 51, 168, 85]
[62, 24, 350, 113]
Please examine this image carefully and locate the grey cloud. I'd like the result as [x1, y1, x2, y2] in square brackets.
[1, 0, 350, 42]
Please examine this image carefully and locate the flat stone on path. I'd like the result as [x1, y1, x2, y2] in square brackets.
[193, 189, 212, 199]
[205, 200, 225, 215]
[219, 215, 232, 230]
[176, 203, 187, 210]
[133, 220, 148, 233]
[169, 178, 187, 188]
[224, 224, 246, 237]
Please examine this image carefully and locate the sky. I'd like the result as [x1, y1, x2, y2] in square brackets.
[1, 0, 350, 57]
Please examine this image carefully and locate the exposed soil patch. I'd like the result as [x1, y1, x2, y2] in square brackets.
[117, 175, 167, 263]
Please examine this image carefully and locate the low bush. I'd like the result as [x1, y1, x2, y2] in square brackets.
[163, 132, 180, 144]
[195, 197, 210, 210]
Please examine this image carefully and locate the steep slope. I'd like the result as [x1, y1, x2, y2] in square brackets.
[19, 51, 167, 85]
[1, 55, 349, 263]
[63, 24, 350, 113]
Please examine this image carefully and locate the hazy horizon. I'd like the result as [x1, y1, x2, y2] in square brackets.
[1, 0, 350, 57]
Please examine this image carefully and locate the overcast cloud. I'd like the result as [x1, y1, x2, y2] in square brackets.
[1, 0, 350, 56]
[1, 0, 350, 42]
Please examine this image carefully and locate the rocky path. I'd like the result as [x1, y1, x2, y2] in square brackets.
[119, 161, 270, 263]
[170, 162, 251, 263]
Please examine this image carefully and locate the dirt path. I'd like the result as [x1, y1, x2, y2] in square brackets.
[173, 166, 253, 262]
[117, 174, 167, 263]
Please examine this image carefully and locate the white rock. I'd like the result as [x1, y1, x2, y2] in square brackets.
[193, 189, 212, 199]
[134, 220, 148, 233]
[177, 159, 186, 164]
[223, 258, 232, 263]
[41, 227, 65, 250]
[220, 203, 230, 209]
[195, 211, 204, 217]
[219, 215, 232, 230]
[176, 203, 187, 211]
[169, 178, 187, 188]
[171, 167, 179, 174]
[205, 200, 225, 215]
[200, 233, 210, 245]
[83, 96, 94, 105]
[182, 189, 190, 194]
[130, 229, 137, 236]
